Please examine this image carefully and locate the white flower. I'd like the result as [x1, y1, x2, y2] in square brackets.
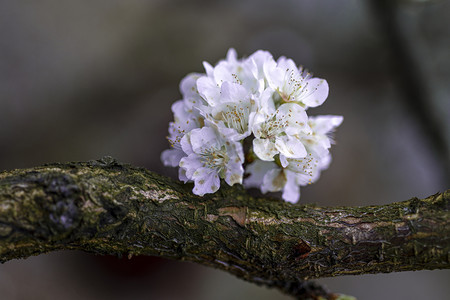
[180, 73, 207, 110]
[282, 152, 330, 180]
[161, 48, 342, 203]
[160, 122, 186, 167]
[245, 152, 331, 203]
[298, 115, 344, 158]
[244, 158, 278, 189]
[160, 100, 204, 167]
[247, 50, 275, 81]
[264, 57, 329, 108]
[179, 126, 244, 196]
[199, 82, 257, 141]
[252, 102, 311, 161]
[244, 158, 301, 203]
[281, 153, 332, 202]
[197, 49, 264, 106]
[265, 168, 302, 203]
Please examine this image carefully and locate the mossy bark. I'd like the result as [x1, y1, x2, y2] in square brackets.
[0, 157, 448, 299]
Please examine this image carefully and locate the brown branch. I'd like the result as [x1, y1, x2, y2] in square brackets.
[0, 157, 448, 299]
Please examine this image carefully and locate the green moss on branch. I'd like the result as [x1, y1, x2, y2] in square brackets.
[0, 157, 448, 299]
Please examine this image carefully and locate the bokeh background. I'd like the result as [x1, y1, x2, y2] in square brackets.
[1, 0, 449, 299]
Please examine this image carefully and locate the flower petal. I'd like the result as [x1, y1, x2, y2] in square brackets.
[189, 127, 219, 153]
[197, 77, 221, 106]
[261, 168, 285, 193]
[224, 160, 244, 186]
[258, 87, 276, 116]
[180, 73, 201, 100]
[253, 138, 278, 161]
[279, 154, 289, 168]
[264, 59, 284, 90]
[249, 50, 274, 80]
[281, 170, 300, 203]
[244, 159, 277, 188]
[276, 103, 310, 133]
[275, 135, 307, 159]
[180, 133, 193, 155]
[301, 78, 329, 108]
[309, 115, 344, 135]
[179, 153, 203, 179]
[220, 82, 249, 103]
[178, 167, 189, 183]
[192, 167, 220, 196]
[203, 61, 214, 77]
[226, 48, 238, 63]
[161, 148, 185, 167]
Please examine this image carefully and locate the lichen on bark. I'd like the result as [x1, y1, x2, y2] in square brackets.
[0, 157, 448, 299]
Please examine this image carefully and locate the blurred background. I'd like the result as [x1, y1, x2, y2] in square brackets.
[0, 0, 449, 299]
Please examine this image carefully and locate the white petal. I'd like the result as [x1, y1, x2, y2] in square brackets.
[180, 73, 201, 100]
[178, 168, 189, 183]
[261, 168, 285, 193]
[171, 100, 185, 123]
[282, 170, 300, 203]
[301, 78, 329, 108]
[276, 103, 309, 133]
[172, 101, 199, 130]
[258, 87, 276, 116]
[220, 81, 248, 103]
[229, 135, 245, 162]
[211, 95, 253, 139]
[276, 57, 298, 72]
[264, 60, 284, 90]
[226, 48, 238, 63]
[161, 148, 185, 167]
[247, 111, 257, 133]
[320, 153, 332, 169]
[189, 127, 219, 153]
[215, 124, 242, 142]
[279, 154, 289, 168]
[244, 159, 277, 189]
[303, 138, 330, 158]
[275, 136, 307, 159]
[213, 63, 234, 85]
[203, 61, 214, 78]
[180, 133, 193, 155]
[197, 77, 220, 106]
[305, 153, 331, 184]
[249, 50, 274, 79]
[192, 167, 220, 196]
[253, 138, 277, 161]
[224, 161, 244, 186]
[251, 113, 268, 138]
[309, 115, 343, 135]
[179, 154, 203, 179]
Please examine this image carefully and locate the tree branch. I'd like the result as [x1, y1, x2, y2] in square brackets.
[0, 157, 448, 299]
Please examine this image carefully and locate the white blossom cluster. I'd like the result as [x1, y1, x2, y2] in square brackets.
[161, 49, 342, 203]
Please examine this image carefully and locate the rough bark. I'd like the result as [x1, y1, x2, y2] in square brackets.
[0, 157, 448, 299]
